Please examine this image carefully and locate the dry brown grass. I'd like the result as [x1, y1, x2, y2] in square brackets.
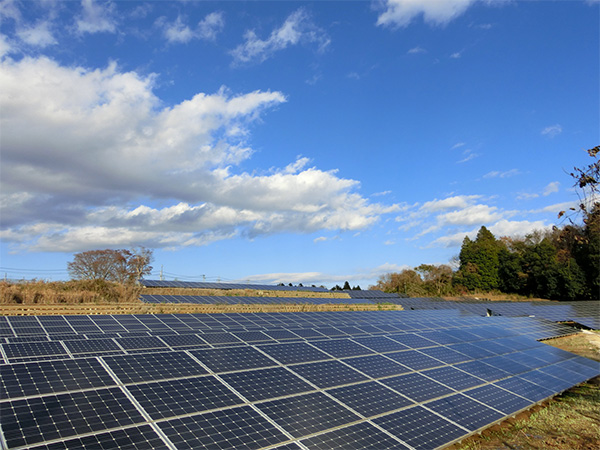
[0, 280, 141, 305]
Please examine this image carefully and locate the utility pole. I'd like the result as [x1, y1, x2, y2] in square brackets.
[160, 265, 164, 281]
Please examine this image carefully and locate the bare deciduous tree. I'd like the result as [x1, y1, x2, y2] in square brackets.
[67, 248, 153, 284]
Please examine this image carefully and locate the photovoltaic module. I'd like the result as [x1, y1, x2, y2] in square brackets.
[0, 309, 598, 449]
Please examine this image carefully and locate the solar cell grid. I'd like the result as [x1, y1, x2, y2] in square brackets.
[126, 375, 243, 419]
[0, 358, 116, 400]
[381, 372, 454, 403]
[421, 366, 485, 391]
[463, 384, 532, 415]
[288, 359, 368, 388]
[387, 333, 436, 349]
[418, 346, 473, 364]
[64, 338, 122, 355]
[3, 341, 68, 362]
[300, 420, 410, 450]
[350, 335, 409, 353]
[373, 405, 467, 450]
[27, 425, 170, 450]
[256, 342, 332, 365]
[190, 346, 277, 373]
[158, 334, 208, 348]
[158, 405, 289, 450]
[424, 393, 506, 432]
[455, 360, 511, 382]
[385, 349, 444, 371]
[327, 381, 415, 417]
[494, 377, 555, 402]
[116, 336, 169, 350]
[481, 355, 532, 375]
[256, 391, 361, 438]
[221, 366, 315, 401]
[0, 387, 145, 449]
[103, 351, 207, 383]
[343, 354, 411, 378]
[197, 332, 242, 346]
[311, 338, 375, 358]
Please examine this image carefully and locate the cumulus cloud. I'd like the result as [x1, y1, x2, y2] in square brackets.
[377, 0, 478, 28]
[16, 20, 57, 47]
[75, 0, 117, 35]
[0, 55, 398, 252]
[230, 8, 329, 65]
[430, 219, 550, 247]
[160, 12, 224, 44]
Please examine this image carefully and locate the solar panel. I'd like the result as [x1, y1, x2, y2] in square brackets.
[0, 358, 116, 400]
[0, 388, 146, 448]
[190, 346, 276, 373]
[300, 420, 410, 450]
[103, 351, 208, 383]
[310, 338, 375, 358]
[256, 391, 361, 438]
[463, 384, 533, 415]
[158, 405, 290, 449]
[381, 372, 455, 403]
[1, 309, 598, 450]
[342, 354, 411, 378]
[372, 405, 467, 450]
[326, 381, 415, 417]
[288, 360, 368, 388]
[351, 335, 409, 353]
[424, 393, 506, 431]
[385, 349, 444, 370]
[126, 375, 243, 419]
[26, 425, 170, 450]
[256, 341, 332, 365]
[221, 366, 315, 401]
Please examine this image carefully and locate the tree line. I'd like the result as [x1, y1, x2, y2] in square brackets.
[373, 147, 599, 301]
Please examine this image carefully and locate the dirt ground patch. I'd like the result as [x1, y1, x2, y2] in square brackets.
[447, 331, 600, 450]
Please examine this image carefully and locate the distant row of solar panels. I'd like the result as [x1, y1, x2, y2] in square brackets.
[140, 279, 331, 292]
[140, 294, 377, 305]
[399, 299, 600, 329]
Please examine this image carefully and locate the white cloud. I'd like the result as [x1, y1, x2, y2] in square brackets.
[450, 50, 463, 58]
[541, 124, 562, 138]
[543, 181, 560, 196]
[198, 11, 225, 41]
[451, 142, 466, 149]
[457, 149, 478, 163]
[75, 0, 117, 35]
[430, 219, 551, 248]
[0, 55, 399, 252]
[230, 8, 329, 65]
[16, 20, 57, 47]
[483, 169, 521, 179]
[377, 0, 478, 28]
[161, 12, 225, 44]
[163, 16, 194, 43]
[421, 195, 481, 212]
[407, 45, 427, 54]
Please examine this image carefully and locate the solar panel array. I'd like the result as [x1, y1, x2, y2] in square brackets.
[141, 280, 330, 292]
[1, 310, 598, 450]
[140, 294, 374, 305]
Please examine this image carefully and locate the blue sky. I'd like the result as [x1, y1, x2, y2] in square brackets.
[0, 0, 598, 288]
